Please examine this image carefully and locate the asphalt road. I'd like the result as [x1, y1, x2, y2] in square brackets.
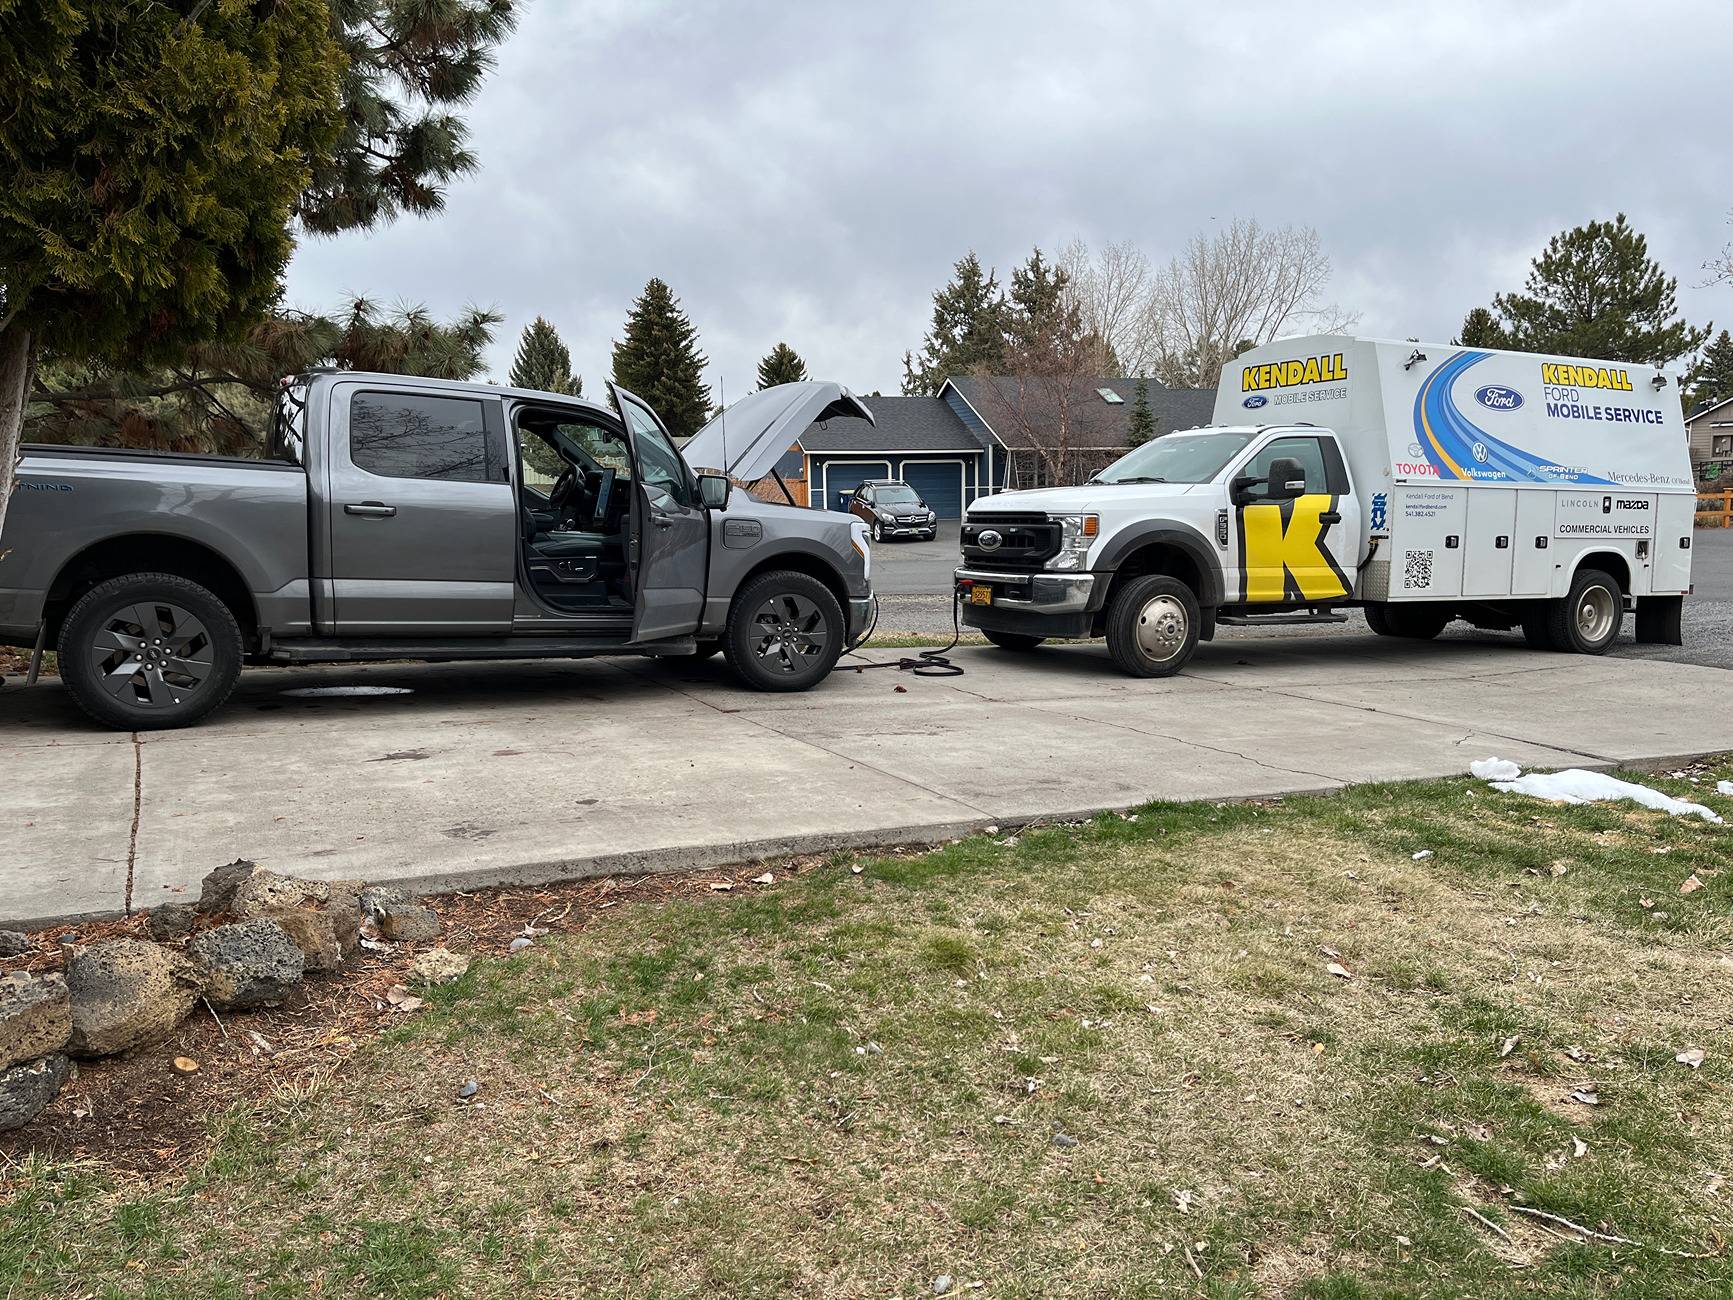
[872, 520, 1733, 670]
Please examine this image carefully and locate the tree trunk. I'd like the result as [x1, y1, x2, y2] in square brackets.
[0, 321, 33, 547]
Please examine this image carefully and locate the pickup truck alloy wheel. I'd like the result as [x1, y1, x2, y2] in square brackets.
[1105, 574, 1200, 678]
[58, 572, 244, 730]
[722, 570, 846, 692]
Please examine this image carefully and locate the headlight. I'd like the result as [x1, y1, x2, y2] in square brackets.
[849, 518, 871, 578]
[1046, 514, 1099, 571]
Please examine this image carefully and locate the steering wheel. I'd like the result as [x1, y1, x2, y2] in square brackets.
[548, 464, 578, 515]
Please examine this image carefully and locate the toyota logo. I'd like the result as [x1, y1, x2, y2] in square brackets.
[977, 529, 1003, 550]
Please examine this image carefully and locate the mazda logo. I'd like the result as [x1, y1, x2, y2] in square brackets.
[978, 529, 1003, 550]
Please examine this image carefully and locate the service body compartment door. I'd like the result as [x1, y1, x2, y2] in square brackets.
[1651, 495, 1695, 595]
[1511, 491, 1555, 595]
[1388, 486, 1466, 599]
[1461, 489, 1517, 596]
[327, 385, 516, 635]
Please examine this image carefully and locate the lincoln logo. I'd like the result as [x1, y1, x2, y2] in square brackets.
[977, 529, 1002, 550]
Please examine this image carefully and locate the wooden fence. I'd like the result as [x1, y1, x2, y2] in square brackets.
[1698, 490, 1733, 528]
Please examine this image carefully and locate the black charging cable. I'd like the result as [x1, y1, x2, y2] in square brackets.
[837, 588, 967, 678]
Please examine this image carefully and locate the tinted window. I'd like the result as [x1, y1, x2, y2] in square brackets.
[351, 393, 489, 483]
[1244, 437, 1329, 494]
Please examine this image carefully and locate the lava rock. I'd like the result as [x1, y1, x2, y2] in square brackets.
[195, 858, 261, 915]
[407, 947, 470, 986]
[0, 929, 30, 958]
[146, 904, 199, 942]
[64, 939, 205, 1057]
[188, 919, 305, 1010]
[1, 971, 73, 1070]
[0, 1054, 73, 1133]
[228, 869, 364, 972]
[360, 887, 441, 943]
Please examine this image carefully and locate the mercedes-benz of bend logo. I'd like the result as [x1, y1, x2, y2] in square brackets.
[978, 529, 1003, 550]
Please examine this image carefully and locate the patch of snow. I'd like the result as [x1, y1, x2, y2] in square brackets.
[281, 685, 415, 698]
[1718, 780, 1733, 797]
[1470, 757, 1522, 781]
[1489, 769, 1724, 824]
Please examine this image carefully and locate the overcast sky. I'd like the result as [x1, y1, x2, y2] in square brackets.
[285, 0, 1733, 398]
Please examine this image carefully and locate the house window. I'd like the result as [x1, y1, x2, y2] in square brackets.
[1713, 433, 1733, 457]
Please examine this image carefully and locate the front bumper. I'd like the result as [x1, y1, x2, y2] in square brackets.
[879, 521, 937, 539]
[954, 567, 1099, 637]
[846, 594, 876, 647]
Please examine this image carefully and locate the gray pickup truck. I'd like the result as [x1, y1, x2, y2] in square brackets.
[1, 372, 876, 729]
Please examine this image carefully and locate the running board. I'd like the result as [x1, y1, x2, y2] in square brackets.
[1215, 610, 1348, 627]
[267, 634, 692, 664]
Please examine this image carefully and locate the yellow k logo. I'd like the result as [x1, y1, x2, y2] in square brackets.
[1240, 494, 1350, 603]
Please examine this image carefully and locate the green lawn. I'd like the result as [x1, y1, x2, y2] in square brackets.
[6, 760, 1733, 1298]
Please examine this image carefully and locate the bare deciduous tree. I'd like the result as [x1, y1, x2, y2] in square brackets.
[1058, 239, 1159, 375]
[1705, 209, 1733, 290]
[1147, 219, 1358, 387]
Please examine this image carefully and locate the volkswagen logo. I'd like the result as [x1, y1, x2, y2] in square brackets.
[977, 529, 1003, 550]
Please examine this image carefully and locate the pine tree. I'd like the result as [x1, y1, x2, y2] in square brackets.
[298, 0, 522, 234]
[1456, 306, 1508, 349]
[610, 279, 711, 438]
[1688, 329, 1733, 411]
[509, 317, 580, 395]
[756, 342, 809, 389]
[1128, 379, 1156, 446]
[0, 0, 343, 538]
[1490, 215, 1707, 367]
[902, 253, 1009, 394]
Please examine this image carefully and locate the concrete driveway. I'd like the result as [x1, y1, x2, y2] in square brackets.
[5, 633, 1731, 928]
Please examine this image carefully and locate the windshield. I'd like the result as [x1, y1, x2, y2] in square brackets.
[877, 485, 921, 504]
[1093, 430, 1258, 484]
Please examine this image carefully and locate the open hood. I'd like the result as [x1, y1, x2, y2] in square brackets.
[681, 382, 873, 483]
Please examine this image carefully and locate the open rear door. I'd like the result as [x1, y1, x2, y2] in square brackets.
[608, 383, 710, 642]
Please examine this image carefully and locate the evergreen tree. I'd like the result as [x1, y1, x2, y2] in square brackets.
[298, 0, 522, 234]
[1128, 379, 1156, 446]
[902, 253, 1009, 394]
[1687, 329, 1733, 411]
[509, 317, 580, 395]
[1456, 306, 1508, 349]
[1490, 215, 1707, 367]
[1007, 248, 1073, 347]
[0, 0, 343, 538]
[756, 342, 809, 389]
[610, 279, 711, 438]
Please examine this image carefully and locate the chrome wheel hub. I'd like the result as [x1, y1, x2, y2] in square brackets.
[1135, 594, 1188, 662]
[1576, 586, 1617, 643]
[751, 593, 829, 674]
[91, 602, 213, 707]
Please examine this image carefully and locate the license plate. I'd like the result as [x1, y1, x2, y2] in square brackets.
[968, 584, 993, 606]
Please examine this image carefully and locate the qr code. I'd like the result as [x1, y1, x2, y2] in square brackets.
[1402, 549, 1434, 590]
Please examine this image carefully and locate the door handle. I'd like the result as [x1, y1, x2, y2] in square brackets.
[345, 502, 397, 518]
[1319, 511, 1342, 524]
[650, 512, 674, 529]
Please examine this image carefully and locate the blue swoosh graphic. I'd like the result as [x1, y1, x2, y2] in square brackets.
[1412, 351, 1616, 485]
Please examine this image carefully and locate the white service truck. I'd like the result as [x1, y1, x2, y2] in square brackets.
[955, 334, 1695, 675]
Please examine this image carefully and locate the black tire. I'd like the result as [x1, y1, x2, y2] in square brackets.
[983, 630, 1045, 652]
[1366, 603, 1449, 640]
[870, 520, 884, 543]
[1545, 567, 1622, 654]
[722, 570, 846, 692]
[1520, 606, 1557, 651]
[1104, 575, 1200, 678]
[57, 573, 244, 730]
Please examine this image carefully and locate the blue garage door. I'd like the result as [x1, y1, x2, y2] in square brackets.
[818, 459, 891, 511]
[899, 460, 966, 518]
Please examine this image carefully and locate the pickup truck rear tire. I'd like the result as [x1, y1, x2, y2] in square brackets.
[1545, 568, 1622, 654]
[722, 570, 845, 692]
[58, 573, 244, 730]
[1105, 575, 1199, 678]
[983, 630, 1045, 652]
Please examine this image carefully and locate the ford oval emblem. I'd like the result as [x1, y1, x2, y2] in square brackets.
[1242, 394, 1268, 409]
[978, 529, 1003, 550]
[1473, 384, 1523, 412]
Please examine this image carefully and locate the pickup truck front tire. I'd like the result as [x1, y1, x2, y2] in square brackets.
[1105, 575, 1199, 678]
[58, 573, 244, 731]
[722, 570, 846, 692]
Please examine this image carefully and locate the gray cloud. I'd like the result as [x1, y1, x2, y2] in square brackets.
[286, 0, 1733, 397]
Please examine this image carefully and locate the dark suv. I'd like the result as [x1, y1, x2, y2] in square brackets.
[847, 479, 938, 542]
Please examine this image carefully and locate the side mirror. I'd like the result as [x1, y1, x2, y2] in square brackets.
[1266, 456, 1307, 501]
[698, 473, 731, 510]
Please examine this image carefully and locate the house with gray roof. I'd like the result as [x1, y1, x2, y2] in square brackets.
[795, 378, 1215, 516]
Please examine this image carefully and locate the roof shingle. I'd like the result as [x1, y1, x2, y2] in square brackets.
[799, 394, 985, 453]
